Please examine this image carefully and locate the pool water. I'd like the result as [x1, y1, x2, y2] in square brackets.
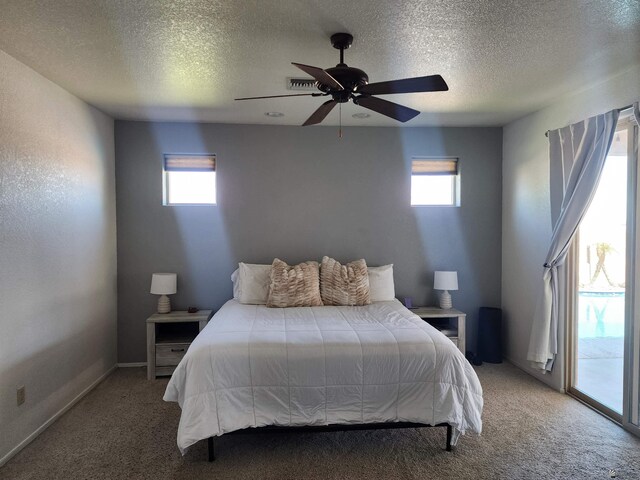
[577, 292, 625, 339]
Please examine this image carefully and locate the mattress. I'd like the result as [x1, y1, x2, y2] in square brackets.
[164, 299, 483, 454]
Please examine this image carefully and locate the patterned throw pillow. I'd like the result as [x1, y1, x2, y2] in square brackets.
[267, 258, 323, 308]
[320, 256, 371, 306]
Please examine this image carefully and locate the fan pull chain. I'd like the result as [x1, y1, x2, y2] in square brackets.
[339, 103, 343, 138]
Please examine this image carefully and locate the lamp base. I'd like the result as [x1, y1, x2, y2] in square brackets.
[439, 291, 452, 309]
[157, 295, 171, 314]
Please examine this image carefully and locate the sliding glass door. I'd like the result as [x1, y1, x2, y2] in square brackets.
[626, 114, 640, 433]
[569, 111, 640, 435]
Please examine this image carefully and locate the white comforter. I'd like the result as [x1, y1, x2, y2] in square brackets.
[164, 299, 483, 453]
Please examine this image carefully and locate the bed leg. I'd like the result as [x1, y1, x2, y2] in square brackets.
[446, 425, 452, 452]
[208, 437, 215, 462]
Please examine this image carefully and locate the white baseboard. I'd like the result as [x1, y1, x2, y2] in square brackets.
[0, 364, 117, 467]
[504, 356, 565, 393]
[116, 362, 147, 368]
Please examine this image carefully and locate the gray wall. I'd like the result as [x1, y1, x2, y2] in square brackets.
[0, 50, 117, 463]
[115, 121, 502, 363]
[502, 64, 640, 391]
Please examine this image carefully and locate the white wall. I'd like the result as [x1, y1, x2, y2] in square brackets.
[502, 65, 640, 390]
[0, 50, 117, 463]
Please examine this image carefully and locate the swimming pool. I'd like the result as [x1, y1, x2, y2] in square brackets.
[578, 291, 625, 338]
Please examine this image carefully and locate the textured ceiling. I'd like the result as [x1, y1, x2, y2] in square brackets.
[0, 0, 638, 126]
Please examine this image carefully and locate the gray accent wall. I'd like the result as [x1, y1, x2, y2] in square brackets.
[0, 50, 117, 463]
[502, 64, 640, 391]
[115, 122, 502, 363]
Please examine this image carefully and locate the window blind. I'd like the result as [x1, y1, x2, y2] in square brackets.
[411, 158, 458, 176]
[164, 154, 216, 172]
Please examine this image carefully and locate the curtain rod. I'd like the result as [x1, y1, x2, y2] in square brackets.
[544, 103, 635, 137]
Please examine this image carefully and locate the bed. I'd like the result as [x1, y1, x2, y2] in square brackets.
[163, 298, 483, 459]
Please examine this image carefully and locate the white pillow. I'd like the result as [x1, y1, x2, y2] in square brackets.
[231, 269, 240, 299]
[237, 263, 272, 304]
[367, 265, 395, 302]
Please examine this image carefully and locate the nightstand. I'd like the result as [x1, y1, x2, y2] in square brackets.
[410, 307, 466, 354]
[146, 310, 211, 380]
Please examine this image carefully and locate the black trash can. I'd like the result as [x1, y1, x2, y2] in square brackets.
[478, 307, 502, 363]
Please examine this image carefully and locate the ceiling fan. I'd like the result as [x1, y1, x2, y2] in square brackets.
[235, 33, 449, 126]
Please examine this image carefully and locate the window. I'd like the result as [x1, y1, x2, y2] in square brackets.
[410, 157, 459, 206]
[163, 154, 216, 205]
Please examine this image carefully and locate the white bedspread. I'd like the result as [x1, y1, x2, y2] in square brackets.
[164, 299, 483, 453]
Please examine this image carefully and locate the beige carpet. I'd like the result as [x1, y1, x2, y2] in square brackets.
[2, 363, 640, 480]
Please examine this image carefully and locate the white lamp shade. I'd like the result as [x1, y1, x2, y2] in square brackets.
[150, 273, 177, 295]
[434, 271, 458, 291]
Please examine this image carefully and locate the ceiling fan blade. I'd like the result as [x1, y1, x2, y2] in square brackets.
[292, 63, 344, 91]
[235, 93, 324, 101]
[358, 75, 448, 95]
[354, 96, 420, 122]
[302, 100, 338, 126]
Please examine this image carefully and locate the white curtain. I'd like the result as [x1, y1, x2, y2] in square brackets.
[528, 109, 619, 372]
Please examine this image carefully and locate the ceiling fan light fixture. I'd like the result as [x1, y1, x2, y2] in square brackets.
[237, 33, 449, 127]
[264, 111, 284, 117]
[352, 112, 370, 119]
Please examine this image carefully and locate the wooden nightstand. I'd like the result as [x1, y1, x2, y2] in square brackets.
[146, 310, 211, 380]
[410, 307, 466, 355]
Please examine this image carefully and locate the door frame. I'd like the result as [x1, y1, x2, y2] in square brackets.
[623, 115, 640, 436]
[566, 111, 639, 434]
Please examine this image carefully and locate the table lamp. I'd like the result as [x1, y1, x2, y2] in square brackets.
[434, 271, 458, 309]
[150, 273, 177, 314]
